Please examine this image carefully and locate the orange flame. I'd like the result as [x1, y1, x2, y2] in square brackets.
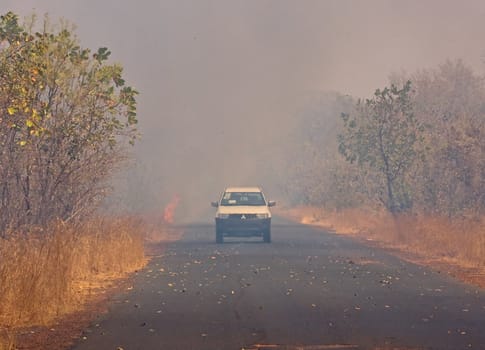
[163, 195, 180, 224]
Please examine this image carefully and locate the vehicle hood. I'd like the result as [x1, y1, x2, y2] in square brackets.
[217, 205, 271, 215]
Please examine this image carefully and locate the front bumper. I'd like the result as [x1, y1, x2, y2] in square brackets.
[216, 217, 270, 237]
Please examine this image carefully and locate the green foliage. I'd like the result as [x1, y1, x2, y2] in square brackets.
[0, 12, 23, 42]
[0, 12, 139, 231]
[338, 81, 424, 213]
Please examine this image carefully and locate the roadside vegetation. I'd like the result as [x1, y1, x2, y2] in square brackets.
[283, 60, 485, 275]
[0, 12, 145, 349]
[0, 218, 145, 348]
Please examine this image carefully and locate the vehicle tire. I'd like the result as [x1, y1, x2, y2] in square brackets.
[216, 228, 224, 244]
[263, 227, 271, 243]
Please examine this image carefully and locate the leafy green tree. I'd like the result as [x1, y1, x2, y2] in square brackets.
[338, 81, 424, 213]
[0, 12, 138, 232]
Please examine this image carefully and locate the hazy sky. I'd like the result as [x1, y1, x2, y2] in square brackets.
[2, 1, 485, 220]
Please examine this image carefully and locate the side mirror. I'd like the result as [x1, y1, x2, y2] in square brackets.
[211, 201, 219, 208]
[268, 200, 276, 207]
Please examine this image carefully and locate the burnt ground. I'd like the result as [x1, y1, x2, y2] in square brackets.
[68, 220, 485, 350]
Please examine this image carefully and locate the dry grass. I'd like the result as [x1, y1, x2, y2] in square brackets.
[280, 206, 485, 271]
[141, 213, 184, 244]
[0, 217, 146, 349]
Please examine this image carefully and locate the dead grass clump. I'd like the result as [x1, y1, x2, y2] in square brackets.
[0, 328, 14, 350]
[0, 226, 74, 327]
[403, 215, 485, 268]
[71, 217, 146, 280]
[0, 217, 146, 339]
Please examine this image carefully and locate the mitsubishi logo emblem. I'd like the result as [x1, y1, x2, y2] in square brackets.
[241, 215, 246, 219]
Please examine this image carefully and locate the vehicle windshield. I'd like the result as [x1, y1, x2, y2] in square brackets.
[220, 192, 266, 206]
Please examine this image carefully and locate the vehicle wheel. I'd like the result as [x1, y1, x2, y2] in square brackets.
[216, 228, 224, 244]
[263, 227, 271, 243]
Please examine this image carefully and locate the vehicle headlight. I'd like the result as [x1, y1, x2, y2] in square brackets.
[217, 213, 229, 219]
[256, 213, 269, 219]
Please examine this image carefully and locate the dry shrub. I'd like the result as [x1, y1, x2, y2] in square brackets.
[0, 328, 14, 350]
[400, 215, 485, 268]
[0, 217, 146, 335]
[281, 206, 485, 269]
[71, 217, 146, 280]
[0, 227, 74, 327]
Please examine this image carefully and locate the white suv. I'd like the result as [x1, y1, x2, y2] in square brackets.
[211, 187, 275, 243]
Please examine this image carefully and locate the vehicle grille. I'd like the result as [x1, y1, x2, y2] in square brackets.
[228, 214, 257, 219]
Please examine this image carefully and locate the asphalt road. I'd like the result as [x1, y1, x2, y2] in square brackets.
[71, 220, 485, 350]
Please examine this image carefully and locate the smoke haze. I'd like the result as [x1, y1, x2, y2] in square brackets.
[2, 0, 485, 221]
